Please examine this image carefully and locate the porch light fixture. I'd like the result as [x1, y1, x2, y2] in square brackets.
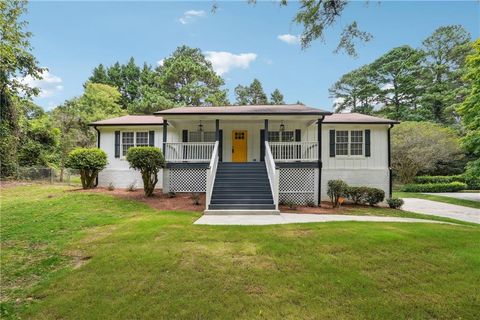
[197, 121, 203, 133]
[279, 121, 285, 133]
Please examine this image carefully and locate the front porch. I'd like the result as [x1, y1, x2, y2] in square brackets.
[160, 118, 324, 213]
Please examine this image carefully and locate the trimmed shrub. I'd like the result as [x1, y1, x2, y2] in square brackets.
[401, 182, 467, 193]
[414, 175, 465, 184]
[387, 198, 404, 209]
[365, 188, 385, 206]
[126, 147, 165, 197]
[346, 186, 369, 204]
[327, 180, 348, 208]
[66, 148, 107, 189]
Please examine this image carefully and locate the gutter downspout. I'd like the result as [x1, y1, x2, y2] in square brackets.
[317, 116, 325, 206]
[388, 124, 394, 198]
[94, 126, 100, 187]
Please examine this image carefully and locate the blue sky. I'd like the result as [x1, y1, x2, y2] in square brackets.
[25, 1, 479, 111]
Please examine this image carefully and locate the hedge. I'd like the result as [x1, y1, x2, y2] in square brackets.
[414, 175, 465, 184]
[401, 182, 467, 193]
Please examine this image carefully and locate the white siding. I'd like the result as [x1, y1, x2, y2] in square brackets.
[97, 126, 165, 189]
[96, 120, 391, 198]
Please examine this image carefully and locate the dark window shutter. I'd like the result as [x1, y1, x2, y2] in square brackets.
[115, 131, 120, 158]
[295, 129, 301, 142]
[182, 130, 188, 142]
[149, 131, 154, 146]
[329, 130, 335, 157]
[365, 129, 371, 157]
[260, 129, 265, 161]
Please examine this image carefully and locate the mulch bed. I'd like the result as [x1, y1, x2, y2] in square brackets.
[75, 187, 206, 212]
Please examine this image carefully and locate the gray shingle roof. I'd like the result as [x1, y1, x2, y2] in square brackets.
[154, 104, 331, 115]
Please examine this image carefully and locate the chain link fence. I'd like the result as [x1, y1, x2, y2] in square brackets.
[13, 167, 81, 185]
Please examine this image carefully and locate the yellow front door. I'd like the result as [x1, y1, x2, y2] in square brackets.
[232, 130, 247, 162]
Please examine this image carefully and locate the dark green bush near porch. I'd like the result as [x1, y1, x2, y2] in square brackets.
[387, 197, 404, 209]
[346, 186, 369, 204]
[365, 188, 385, 206]
[401, 182, 467, 193]
[327, 180, 348, 208]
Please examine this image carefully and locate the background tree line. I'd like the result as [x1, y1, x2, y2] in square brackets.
[1, 1, 478, 187]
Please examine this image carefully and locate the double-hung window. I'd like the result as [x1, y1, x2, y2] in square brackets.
[188, 131, 216, 142]
[268, 131, 294, 142]
[122, 131, 149, 156]
[335, 130, 364, 157]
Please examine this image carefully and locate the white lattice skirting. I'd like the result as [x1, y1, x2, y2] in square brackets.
[279, 168, 318, 205]
[165, 168, 206, 193]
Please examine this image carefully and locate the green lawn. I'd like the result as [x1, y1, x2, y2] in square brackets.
[1, 184, 479, 319]
[395, 191, 480, 209]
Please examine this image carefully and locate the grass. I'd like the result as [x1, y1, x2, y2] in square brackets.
[395, 191, 480, 209]
[1, 184, 479, 319]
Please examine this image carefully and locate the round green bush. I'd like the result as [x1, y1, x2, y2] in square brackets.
[327, 180, 349, 208]
[66, 148, 107, 189]
[346, 186, 369, 205]
[387, 197, 404, 209]
[401, 181, 467, 193]
[365, 188, 385, 206]
[126, 146, 165, 197]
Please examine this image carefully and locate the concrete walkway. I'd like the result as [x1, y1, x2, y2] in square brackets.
[424, 192, 480, 202]
[402, 198, 480, 224]
[194, 213, 448, 226]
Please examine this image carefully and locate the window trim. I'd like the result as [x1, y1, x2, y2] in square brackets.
[268, 130, 295, 142]
[335, 129, 365, 158]
[121, 131, 150, 158]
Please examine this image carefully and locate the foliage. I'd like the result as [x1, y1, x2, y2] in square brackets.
[364, 188, 385, 206]
[392, 122, 462, 183]
[126, 147, 165, 197]
[292, 1, 371, 56]
[66, 148, 107, 189]
[345, 186, 369, 205]
[401, 182, 467, 193]
[464, 159, 480, 190]
[158, 46, 228, 106]
[234, 79, 285, 105]
[329, 25, 471, 123]
[420, 25, 471, 124]
[0, 0, 43, 177]
[327, 180, 348, 208]
[88, 57, 147, 108]
[386, 197, 404, 209]
[414, 175, 465, 184]
[270, 89, 285, 104]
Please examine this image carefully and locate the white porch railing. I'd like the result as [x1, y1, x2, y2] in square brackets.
[269, 141, 318, 162]
[206, 141, 219, 210]
[265, 141, 279, 210]
[164, 142, 215, 162]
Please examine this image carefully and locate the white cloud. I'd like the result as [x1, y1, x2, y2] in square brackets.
[277, 34, 300, 45]
[204, 51, 257, 75]
[157, 59, 165, 66]
[179, 10, 206, 25]
[20, 69, 63, 98]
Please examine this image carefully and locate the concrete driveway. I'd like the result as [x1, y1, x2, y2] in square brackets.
[402, 198, 480, 224]
[424, 192, 480, 202]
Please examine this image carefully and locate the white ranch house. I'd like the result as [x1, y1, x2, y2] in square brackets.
[90, 104, 398, 214]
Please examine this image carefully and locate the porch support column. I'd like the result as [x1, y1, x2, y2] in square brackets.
[264, 119, 269, 141]
[388, 124, 394, 198]
[215, 119, 219, 141]
[317, 116, 325, 206]
[162, 119, 167, 156]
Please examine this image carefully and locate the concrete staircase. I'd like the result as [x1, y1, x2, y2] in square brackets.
[205, 162, 279, 215]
